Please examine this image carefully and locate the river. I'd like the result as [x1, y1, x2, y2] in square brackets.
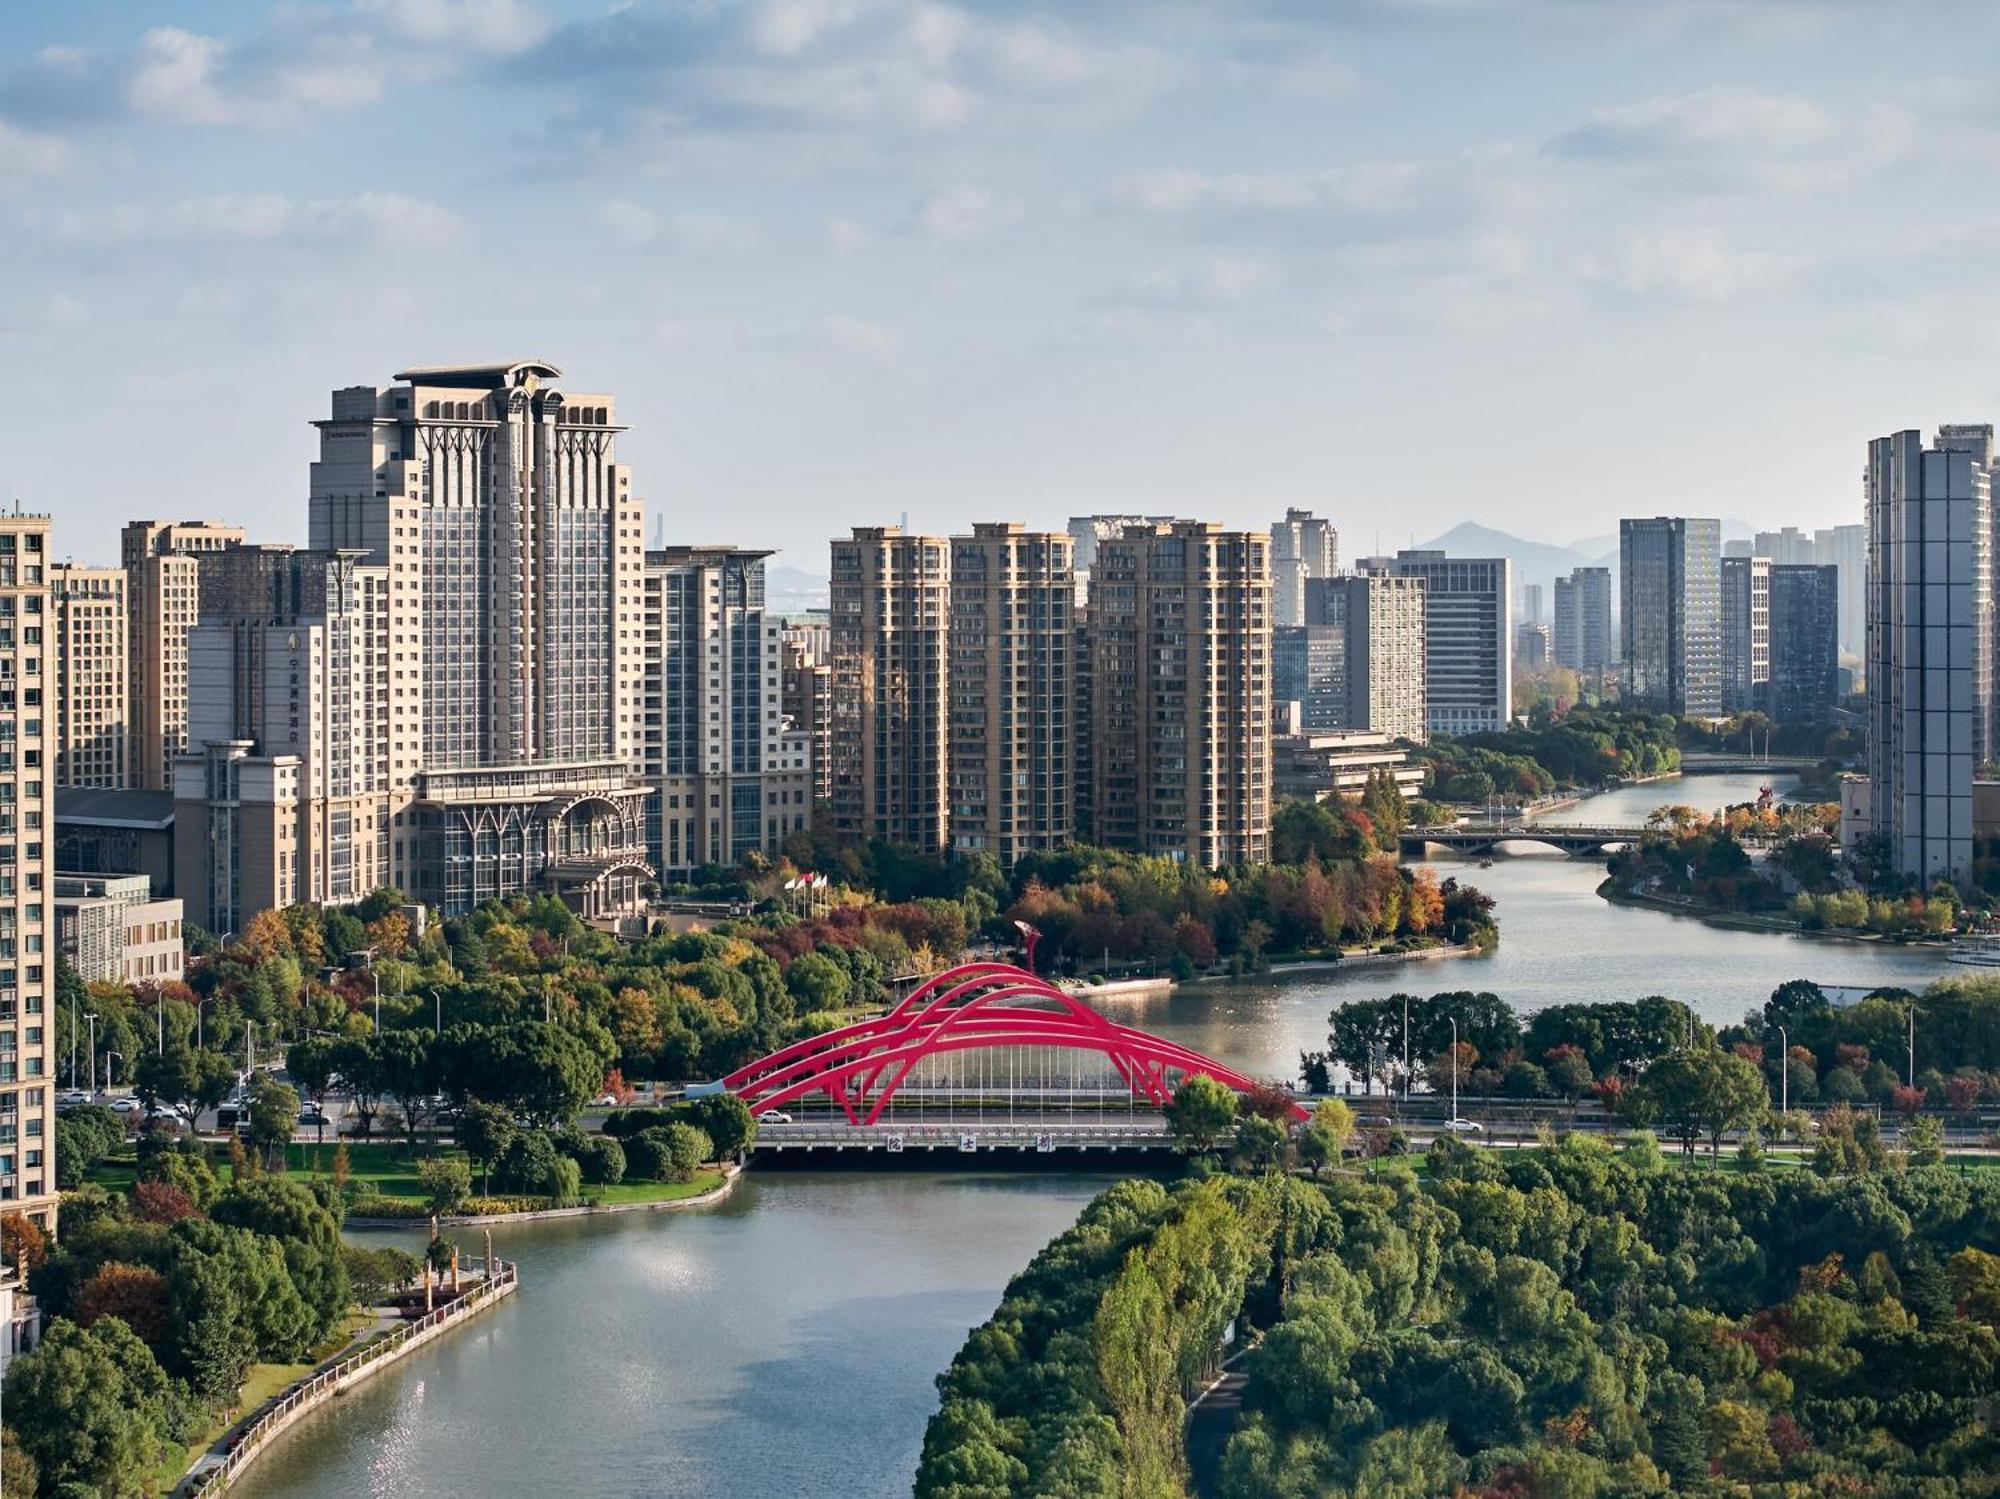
[239, 773, 1961, 1499]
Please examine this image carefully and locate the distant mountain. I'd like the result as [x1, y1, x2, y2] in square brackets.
[767, 564, 829, 612]
[1413, 523, 1599, 594]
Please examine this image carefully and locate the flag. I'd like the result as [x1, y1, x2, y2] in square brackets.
[784, 877, 800, 890]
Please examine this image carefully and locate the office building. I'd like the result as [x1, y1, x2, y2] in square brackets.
[1767, 563, 1840, 724]
[0, 514, 56, 1230]
[1086, 522, 1270, 866]
[1298, 573, 1427, 741]
[51, 565, 128, 790]
[172, 545, 394, 933]
[1815, 522, 1867, 662]
[1272, 730, 1425, 806]
[1933, 423, 1999, 761]
[54, 874, 183, 988]
[829, 527, 952, 851]
[948, 524, 1074, 865]
[1552, 566, 1613, 673]
[1620, 517, 1722, 716]
[122, 520, 246, 791]
[1865, 430, 1984, 881]
[641, 547, 811, 877]
[1514, 621, 1550, 672]
[1720, 554, 1770, 714]
[54, 786, 175, 895]
[1379, 551, 1510, 734]
[1274, 627, 1343, 733]
[1520, 583, 1544, 627]
[1270, 509, 1338, 628]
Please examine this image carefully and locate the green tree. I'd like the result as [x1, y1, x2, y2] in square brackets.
[1163, 1075, 1239, 1156]
[457, 1100, 517, 1196]
[658, 1122, 713, 1182]
[1625, 1047, 1768, 1161]
[4, 1317, 169, 1497]
[1298, 1099, 1354, 1176]
[1905, 1112, 1946, 1168]
[418, 1156, 472, 1213]
[247, 1072, 300, 1166]
[134, 1043, 237, 1132]
[1234, 1116, 1289, 1173]
[371, 1028, 440, 1152]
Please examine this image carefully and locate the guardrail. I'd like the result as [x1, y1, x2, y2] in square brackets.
[756, 1121, 1173, 1151]
[184, 1257, 518, 1498]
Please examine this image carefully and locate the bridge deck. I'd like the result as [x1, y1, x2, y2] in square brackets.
[753, 1120, 1176, 1153]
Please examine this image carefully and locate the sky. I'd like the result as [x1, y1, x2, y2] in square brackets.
[5, 0, 1999, 576]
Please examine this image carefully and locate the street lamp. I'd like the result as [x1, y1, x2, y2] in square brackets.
[428, 988, 443, 1035]
[1402, 995, 1411, 1104]
[85, 1012, 98, 1094]
[1449, 1015, 1460, 1124]
[1777, 1024, 1789, 1117]
[195, 994, 214, 1052]
[104, 1049, 124, 1091]
[1907, 1003, 1919, 1088]
[371, 969, 382, 1033]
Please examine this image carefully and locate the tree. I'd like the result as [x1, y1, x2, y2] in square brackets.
[1235, 1116, 1289, 1172]
[1, 1212, 48, 1273]
[658, 1122, 713, 1182]
[1906, 1113, 1947, 1168]
[457, 1100, 518, 1196]
[1625, 1048, 1768, 1161]
[168, 1246, 260, 1401]
[247, 1072, 300, 1166]
[77, 1261, 172, 1343]
[341, 1243, 421, 1306]
[680, 1093, 757, 1160]
[1298, 1099, 1355, 1176]
[6, 1317, 170, 1497]
[418, 1156, 472, 1213]
[285, 1034, 338, 1116]
[457, 1022, 603, 1129]
[134, 1042, 236, 1132]
[372, 1028, 440, 1152]
[1163, 1075, 1239, 1156]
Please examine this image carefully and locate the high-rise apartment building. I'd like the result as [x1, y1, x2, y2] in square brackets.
[1379, 551, 1510, 734]
[1720, 554, 1770, 714]
[779, 618, 833, 807]
[122, 520, 246, 790]
[1298, 573, 1427, 741]
[641, 548, 811, 877]
[1767, 563, 1840, 724]
[1552, 566, 1612, 674]
[1866, 430, 1984, 880]
[171, 362, 652, 927]
[51, 565, 128, 790]
[1753, 527, 1818, 565]
[1620, 518, 1722, 716]
[1814, 522, 1867, 662]
[1513, 621, 1550, 672]
[1086, 522, 1270, 866]
[0, 515, 57, 1230]
[948, 524, 1074, 865]
[1066, 514, 1180, 605]
[1270, 509, 1338, 629]
[829, 527, 951, 851]
[1520, 583, 1544, 627]
[172, 545, 393, 934]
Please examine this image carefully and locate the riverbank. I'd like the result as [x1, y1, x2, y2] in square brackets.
[1075, 942, 1482, 1001]
[1595, 876, 1959, 950]
[346, 1166, 739, 1228]
[181, 1260, 519, 1497]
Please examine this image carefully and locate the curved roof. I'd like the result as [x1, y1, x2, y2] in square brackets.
[392, 360, 563, 387]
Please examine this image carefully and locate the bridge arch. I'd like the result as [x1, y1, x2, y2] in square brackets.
[722, 962, 1305, 1125]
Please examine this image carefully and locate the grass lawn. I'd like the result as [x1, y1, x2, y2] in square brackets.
[592, 1170, 728, 1206]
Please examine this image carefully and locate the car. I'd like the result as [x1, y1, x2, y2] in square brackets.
[756, 1109, 793, 1124]
[215, 1103, 244, 1130]
[1356, 1114, 1395, 1130]
[591, 1092, 619, 1107]
[57, 1089, 91, 1109]
[110, 1096, 143, 1114]
[1444, 1118, 1484, 1134]
[297, 1107, 330, 1128]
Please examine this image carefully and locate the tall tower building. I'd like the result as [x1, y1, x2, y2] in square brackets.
[1270, 509, 1338, 629]
[1814, 522, 1867, 663]
[172, 546, 392, 933]
[1087, 522, 1270, 866]
[1866, 430, 1984, 880]
[779, 620, 834, 808]
[1932, 423, 1998, 761]
[1380, 551, 1511, 734]
[1620, 518, 1722, 716]
[947, 525, 1074, 866]
[1, 515, 57, 1230]
[640, 547, 811, 876]
[122, 520, 246, 790]
[829, 527, 951, 851]
[1720, 554, 1770, 714]
[51, 565, 129, 789]
[1298, 573, 1427, 741]
[1520, 582, 1544, 627]
[1767, 563, 1839, 724]
[1552, 566, 1612, 674]
[1753, 527, 1817, 564]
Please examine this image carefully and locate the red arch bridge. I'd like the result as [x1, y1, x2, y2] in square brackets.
[717, 962, 1304, 1154]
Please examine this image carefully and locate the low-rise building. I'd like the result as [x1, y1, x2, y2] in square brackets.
[54, 873, 184, 987]
[1273, 731, 1425, 806]
[54, 786, 176, 894]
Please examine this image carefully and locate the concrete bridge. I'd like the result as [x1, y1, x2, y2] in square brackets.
[1678, 753, 1823, 774]
[1401, 823, 1645, 857]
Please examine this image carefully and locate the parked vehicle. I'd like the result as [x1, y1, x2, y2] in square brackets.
[215, 1103, 244, 1131]
[110, 1096, 143, 1115]
[757, 1110, 793, 1124]
[1444, 1118, 1484, 1134]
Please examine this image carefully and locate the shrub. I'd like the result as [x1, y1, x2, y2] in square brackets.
[623, 1127, 672, 1182]
[574, 1135, 626, 1186]
[418, 1156, 473, 1213]
[492, 1133, 582, 1203]
[658, 1123, 712, 1182]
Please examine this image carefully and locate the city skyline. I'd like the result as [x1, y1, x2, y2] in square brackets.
[10, 1, 1998, 559]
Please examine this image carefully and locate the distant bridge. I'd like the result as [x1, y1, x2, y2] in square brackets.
[722, 961, 1304, 1127]
[1678, 753, 1823, 774]
[1401, 823, 1645, 857]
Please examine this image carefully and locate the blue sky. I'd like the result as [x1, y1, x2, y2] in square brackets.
[5, 0, 1997, 572]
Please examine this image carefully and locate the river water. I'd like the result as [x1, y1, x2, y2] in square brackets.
[239, 773, 1959, 1499]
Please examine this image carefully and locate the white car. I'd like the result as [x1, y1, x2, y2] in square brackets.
[110, 1096, 144, 1114]
[58, 1089, 91, 1108]
[1444, 1118, 1483, 1134]
[756, 1109, 793, 1124]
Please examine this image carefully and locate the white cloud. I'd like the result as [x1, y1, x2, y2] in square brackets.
[355, 0, 551, 56]
[821, 314, 893, 352]
[1120, 255, 1281, 306]
[749, 0, 867, 58]
[1595, 227, 1794, 302]
[826, 216, 871, 252]
[0, 119, 68, 179]
[672, 212, 770, 253]
[600, 199, 660, 245]
[1104, 163, 1429, 219]
[915, 184, 1020, 239]
[40, 191, 463, 251]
